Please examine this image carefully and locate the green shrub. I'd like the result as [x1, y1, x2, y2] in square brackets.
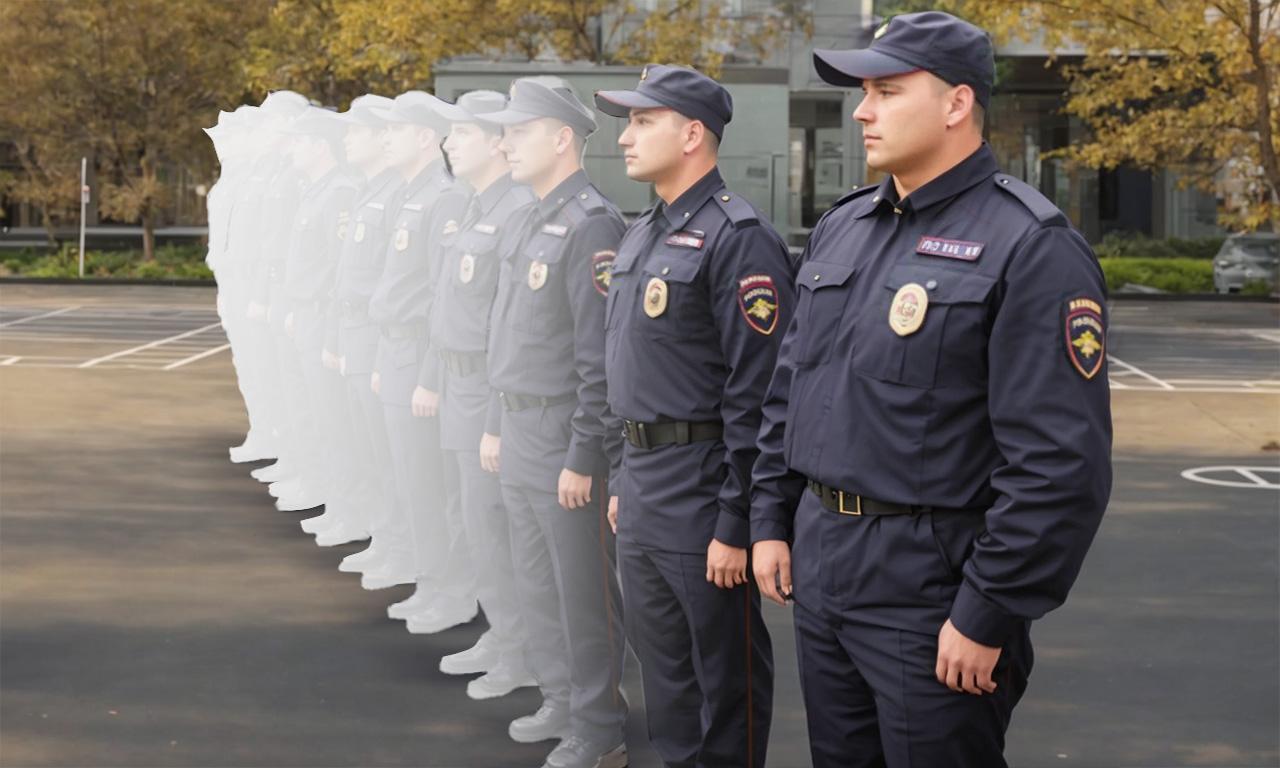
[1240, 279, 1275, 297]
[1094, 233, 1224, 260]
[1098, 257, 1215, 293]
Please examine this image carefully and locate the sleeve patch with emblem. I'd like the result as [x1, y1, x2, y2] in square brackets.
[1065, 297, 1105, 379]
[738, 274, 780, 335]
[592, 250, 615, 297]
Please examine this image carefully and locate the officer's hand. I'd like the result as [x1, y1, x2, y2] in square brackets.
[936, 619, 1001, 696]
[479, 433, 501, 473]
[752, 539, 793, 607]
[338, 356, 346, 376]
[246, 301, 266, 321]
[557, 469, 592, 510]
[706, 539, 748, 589]
[411, 386, 439, 418]
[608, 495, 619, 534]
[321, 348, 339, 370]
[370, 371, 380, 395]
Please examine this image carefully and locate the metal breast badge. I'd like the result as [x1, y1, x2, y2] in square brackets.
[888, 283, 928, 336]
[393, 227, 409, 252]
[644, 277, 668, 318]
[459, 253, 476, 284]
[528, 260, 548, 291]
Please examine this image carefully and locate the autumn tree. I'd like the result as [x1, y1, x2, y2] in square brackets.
[950, 0, 1280, 230]
[0, 0, 260, 256]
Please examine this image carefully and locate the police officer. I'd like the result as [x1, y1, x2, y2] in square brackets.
[280, 107, 363, 536]
[484, 78, 627, 768]
[365, 92, 472, 596]
[426, 91, 537, 697]
[300, 94, 400, 548]
[594, 65, 789, 767]
[749, 13, 1113, 767]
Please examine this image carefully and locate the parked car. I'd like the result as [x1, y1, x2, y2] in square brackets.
[1213, 232, 1280, 294]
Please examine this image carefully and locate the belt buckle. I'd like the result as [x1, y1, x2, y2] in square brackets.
[837, 491, 862, 516]
[625, 420, 649, 450]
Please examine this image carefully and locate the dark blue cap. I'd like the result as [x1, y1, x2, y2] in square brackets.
[814, 11, 995, 109]
[486, 77, 597, 137]
[594, 64, 733, 139]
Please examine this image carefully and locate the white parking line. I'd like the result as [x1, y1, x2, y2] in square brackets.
[0, 355, 20, 366]
[1108, 355, 1176, 390]
[162, 343, 231, 371]
[0, 305, 81, 329]
[77, 322, 223, 369]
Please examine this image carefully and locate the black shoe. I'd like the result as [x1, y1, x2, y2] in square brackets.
[508, 702, 569, 743]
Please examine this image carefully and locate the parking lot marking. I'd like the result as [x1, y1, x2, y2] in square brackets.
[162, 343, 231, 370]
[0, 355, 20, 366]
[1108, 355, 1176, 390]
[0, 305, 81, 329]
[1181, 465, 1280, 490]
[77, 321, 223, 369]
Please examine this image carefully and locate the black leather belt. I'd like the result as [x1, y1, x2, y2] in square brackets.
[622, 419, 722, 450]
[500, 391, 575, 412]
[381, 323, 424, 340]
[440, 349, 486, 377]
[807, 480, 940, 517]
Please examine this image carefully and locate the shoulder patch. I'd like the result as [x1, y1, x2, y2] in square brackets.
[592, 250, 615, 296]
[994, 174, 1068, 227]
[1064, 296, 1105, 379]
[713, 191, 759, 228]
[738, 274, 780, 335]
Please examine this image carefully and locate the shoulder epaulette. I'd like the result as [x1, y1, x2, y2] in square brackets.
[831, 184, 879, 210]
[712, 190, 759, 228]
[994, 173, 1068, 227]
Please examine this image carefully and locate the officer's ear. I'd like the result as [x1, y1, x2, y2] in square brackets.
[681, 117, 707, 157]
[943, 83, 976, 132]
[553, 122, 575, 157]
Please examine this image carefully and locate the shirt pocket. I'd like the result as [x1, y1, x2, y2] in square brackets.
[517, 230, 571, 332]
[853, 262, 996, 389]
[638, 251, 707, 339]
[448, 229, 501, 296]
[794, 260, 857, 365]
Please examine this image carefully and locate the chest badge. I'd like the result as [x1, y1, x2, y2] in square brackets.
[393, 227, 409, 252]
[442, 219, 459, 235]
[528, 260, 548, 291]
[888, 283, 929, 336]
[643, 277, 668, 318]
[459, 253, 476, 284]
[336, 211, 350, 241]
[353, 220, 366, 243]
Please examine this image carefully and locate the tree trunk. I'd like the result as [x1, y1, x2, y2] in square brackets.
[142, 212, 155, 262]
[1247, 0, 1280, 229]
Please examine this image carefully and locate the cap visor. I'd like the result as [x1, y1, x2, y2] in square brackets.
[813, 47, 918, 87]
[432, 101, 477, 123]
[593, 90, 667, 118]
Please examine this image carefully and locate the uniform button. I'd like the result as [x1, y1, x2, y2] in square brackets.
[873, 196, 880, 202]
[721, 195, 730, 202]
[580, 193, 588, 199]
[683, 212, 690, 218]
[893, 207, 903, 215]
[557, 197, 564, 204]
[926, 279, 937, 290]
[812, 274, 821, 281]
[662, 267, 670, 275]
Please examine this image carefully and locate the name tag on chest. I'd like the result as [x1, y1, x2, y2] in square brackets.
[916, 235, 984, 261]
[665, 231, 704, 249]
[541, 223, 568, 238]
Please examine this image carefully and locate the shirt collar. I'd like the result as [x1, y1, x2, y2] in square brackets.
[535, 169, 591, 220]
[660, 166, 724, 229]
[402, 158, 444, 200]
[476, 172, 517, 216]
[854, 143, 998, 219]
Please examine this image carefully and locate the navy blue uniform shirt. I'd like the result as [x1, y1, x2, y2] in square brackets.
[486, 169, 626, 480]
[606, 167, 795, 552]
[750, 144, 1112, 646]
